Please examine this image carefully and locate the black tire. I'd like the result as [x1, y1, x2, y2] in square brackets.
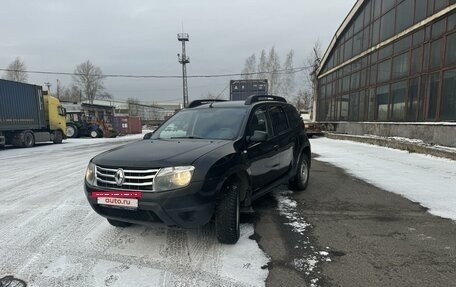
[53, 130, 63, 144]
[107, 219, 132, 227]
[289, 153, 310, 191]
[97, 129, 104, 138]
[23, 131, 35, 148]
[67, 125, 79, 138]
[215, 182, 240, 244]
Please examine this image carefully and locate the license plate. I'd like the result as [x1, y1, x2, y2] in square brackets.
[97, 197, 138, 209]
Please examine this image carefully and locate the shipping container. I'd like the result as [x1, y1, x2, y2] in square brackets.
[0, 79, 46, 131]
[229, 79, 268, 101]
[113, 116, 142, 135]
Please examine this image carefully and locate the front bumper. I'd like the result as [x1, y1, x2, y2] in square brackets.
[84, 181, 216, 228]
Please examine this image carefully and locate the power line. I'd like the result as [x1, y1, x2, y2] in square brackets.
[0, 65, 311, 79]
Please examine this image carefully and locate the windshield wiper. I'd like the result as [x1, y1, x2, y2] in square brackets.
[170, 135, 204, 139]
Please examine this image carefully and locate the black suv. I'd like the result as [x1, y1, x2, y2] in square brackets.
[84, 95, 311, 244]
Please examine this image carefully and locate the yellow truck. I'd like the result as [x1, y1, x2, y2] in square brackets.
[0, 79, 67, 148]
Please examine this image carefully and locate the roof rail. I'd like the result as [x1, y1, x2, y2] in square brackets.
[187, 99, 227, 108]
[244, 95, 287, 105]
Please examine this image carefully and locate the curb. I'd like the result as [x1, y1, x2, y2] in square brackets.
[324, 133, 456, 161]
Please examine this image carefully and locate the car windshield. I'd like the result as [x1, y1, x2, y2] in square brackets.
[151, 107, 247, 140]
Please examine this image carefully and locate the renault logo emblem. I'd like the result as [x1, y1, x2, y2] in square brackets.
[114, 168, 125, 186]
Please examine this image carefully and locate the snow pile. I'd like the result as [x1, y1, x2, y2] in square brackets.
[311, 137, 456, 220]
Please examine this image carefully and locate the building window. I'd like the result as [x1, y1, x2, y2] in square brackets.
[349, 93, 359, 121]
[382, 0, 396, 14]
[396, 0, 414, 33]
[340, 94, 349, 120]
[427, 73, 440, 120]
[392, 52, 410, 79]
[368, 88, 376, 121]
[380, 9, 396, 42]
[412, 29, 425, 47]
[394, 35, 411, 54]
[429, 39, 442, 69]
[414, 0, 427, 23]
[391, 81, 407, 121]
[441, 69, 456, 120]
[378, 59, 392, 82]
[410, 47, 423, 75]
[359, 90, 366, 121]
[407, 78, 419, 121]
[370, 64, 378, 85]
[431, 18, 446, 40]
[445, 32, 456, 65]
[372, 19, 381, 45]
[351, 72, 360, 90]
[448, 13, 456, 31]
[376, 85, 389, 121]
[434, 0, 449, 13]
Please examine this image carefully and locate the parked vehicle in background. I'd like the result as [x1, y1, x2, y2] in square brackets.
[230, 79, 268, 101]
[66, 111, 117, 138]
[84, 95, 311, 244]
[300, 111, 323, 137]
[0, 79, 66, 148]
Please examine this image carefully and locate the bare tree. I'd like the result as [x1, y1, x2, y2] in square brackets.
[292, 89, 313, 112]
[303, 41, 322, 108]
[72, 60, 105, 104]
[59, 85, 82, 102]
[242, 54, 257, 80]
[3, 57, 28, 83]
[280, 49, 295, 100]
[257, 49, 268, 79]
[267, 46, 281, 95]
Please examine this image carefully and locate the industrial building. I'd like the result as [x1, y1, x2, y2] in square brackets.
[316, 0, 456, 146]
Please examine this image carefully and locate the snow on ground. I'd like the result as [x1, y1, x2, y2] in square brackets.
[0, 135, 268, 287]
[310, 137, 456, 220]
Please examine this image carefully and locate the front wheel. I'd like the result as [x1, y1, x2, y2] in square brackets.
[53, 130, 63, 144]
[289, 153, 310, 191]
[215, 182, 240, 244]
[107, 219, 132, 227]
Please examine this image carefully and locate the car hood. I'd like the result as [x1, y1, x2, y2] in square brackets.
[92, 139, 230, 168]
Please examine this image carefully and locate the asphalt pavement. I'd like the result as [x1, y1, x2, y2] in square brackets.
[253, 155, 456, 287]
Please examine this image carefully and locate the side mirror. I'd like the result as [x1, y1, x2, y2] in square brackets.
[143, 132, 153, 139]
[249, 130, 268, 142]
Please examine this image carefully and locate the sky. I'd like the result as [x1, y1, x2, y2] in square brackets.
[0, 0, 355, 104]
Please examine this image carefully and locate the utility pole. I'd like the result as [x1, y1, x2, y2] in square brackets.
[56, 79, 60, 99]
[177, 33, 190, 107]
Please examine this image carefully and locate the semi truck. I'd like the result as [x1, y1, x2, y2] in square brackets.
[229, 79, 268, 101]
[0, 79, 67, 148]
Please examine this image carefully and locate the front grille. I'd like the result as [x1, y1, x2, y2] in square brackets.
[95, 165, 159, 191]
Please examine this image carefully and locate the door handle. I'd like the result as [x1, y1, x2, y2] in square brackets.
[273, 145, 279, 151]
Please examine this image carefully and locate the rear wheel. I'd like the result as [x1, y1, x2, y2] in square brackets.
[107, 219, 132, 227]
[289, 153, 310, 191]
[53, 130, 63, 144]
[215, 182, 240, 244]
[23, 131, 35, 148]
[67, 125, 78, 138]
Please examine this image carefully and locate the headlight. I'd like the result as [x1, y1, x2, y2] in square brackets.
[153, 166, 195, 191]
[85, 162, 97, 186]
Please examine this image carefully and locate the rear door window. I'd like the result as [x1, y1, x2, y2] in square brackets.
[268, 105, 289, 136]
